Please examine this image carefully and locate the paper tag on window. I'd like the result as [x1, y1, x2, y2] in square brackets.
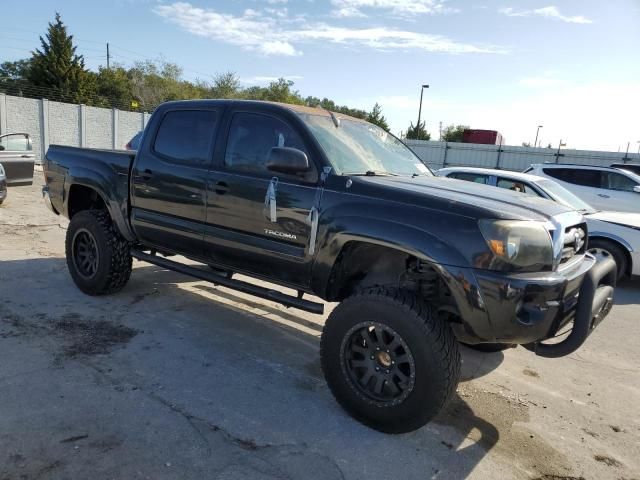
[415, 163, 429, 173]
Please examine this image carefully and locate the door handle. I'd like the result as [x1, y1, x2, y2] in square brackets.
[214, 181, 229, 195]
[21, 154, 31, 158]
[597, 194, 610, 198]
[133, 169, 153, 182]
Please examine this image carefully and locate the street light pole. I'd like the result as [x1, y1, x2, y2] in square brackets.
[416, 84, 429, 130]
[534, 125, 543, 147]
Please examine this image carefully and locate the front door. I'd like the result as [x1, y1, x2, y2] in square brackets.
[130, 108, 221, 258]
[0, 133, 35, 185]
[203, 110, 319, 287]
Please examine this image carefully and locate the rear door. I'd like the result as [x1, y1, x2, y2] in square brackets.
[130, 107, 221, 258]
[541, 167, 604, 208]
[203, 108, 320, 287]
[0, 133, 35, 185]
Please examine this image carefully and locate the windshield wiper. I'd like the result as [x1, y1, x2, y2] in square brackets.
[345, 170, 399, 177]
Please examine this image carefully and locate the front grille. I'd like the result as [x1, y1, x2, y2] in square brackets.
[560, 223, 587, 264]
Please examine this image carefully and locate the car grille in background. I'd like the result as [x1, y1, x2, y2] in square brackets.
[561, 223, 587, 264]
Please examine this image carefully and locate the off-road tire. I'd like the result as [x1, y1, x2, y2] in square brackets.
[588, 238, 627, 282]
[320, 287, 461, 434]
[65, 209, 132, 295]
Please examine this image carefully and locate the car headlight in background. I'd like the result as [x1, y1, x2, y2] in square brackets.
[479, 219, 554, 272]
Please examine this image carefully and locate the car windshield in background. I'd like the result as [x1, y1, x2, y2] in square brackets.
[537, 179, 595, 213]
[298, 113, 432, 177]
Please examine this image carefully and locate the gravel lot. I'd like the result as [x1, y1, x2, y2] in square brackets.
[1, 171, 639, 480]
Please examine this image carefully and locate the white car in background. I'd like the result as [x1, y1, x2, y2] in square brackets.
[438, 166, 640, 280]
[525, 164, 640, 213]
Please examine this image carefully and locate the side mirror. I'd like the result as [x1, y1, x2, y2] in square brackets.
[634, 186, 640, 193]
[266, 147, 309, 174]
[0, 145, 4, 151]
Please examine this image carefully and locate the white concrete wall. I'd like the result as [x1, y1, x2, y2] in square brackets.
[405, 140, 640, 172]
[0, 93, 146, 163]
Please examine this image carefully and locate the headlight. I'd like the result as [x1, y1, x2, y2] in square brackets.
[478, 219, 554, 272]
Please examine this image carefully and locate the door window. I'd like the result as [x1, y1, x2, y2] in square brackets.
[543, 168, 601, 187]
[153, 110, 218, 165]
[602, 172, 637, 191]
[496, 178, 540, 196]
[448, 172, 490, 184]
[224, 112, 309, 178]
[0, 134, 31, 152]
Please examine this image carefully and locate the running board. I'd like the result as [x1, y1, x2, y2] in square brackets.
[131, 250, 325, 315]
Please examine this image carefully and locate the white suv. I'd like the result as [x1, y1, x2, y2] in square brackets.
[527, 164, 640, 213]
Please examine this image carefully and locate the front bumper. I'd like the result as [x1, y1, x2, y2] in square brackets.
[452, 253, 616, 357]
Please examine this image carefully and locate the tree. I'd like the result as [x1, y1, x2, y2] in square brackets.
[366, 103, 390, 131]
[26, 13, 94, 103]
[209, 72, 241, 98]
[0, 59, 32, 96]
[94, 66, 133, 108]
[441, 124, 469, 143]
[521, 142, 532, 147]
[405, 121, 431, 140]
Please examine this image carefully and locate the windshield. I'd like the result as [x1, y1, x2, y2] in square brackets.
[298, 113, 432, 177]
[537, 179, 596, 213]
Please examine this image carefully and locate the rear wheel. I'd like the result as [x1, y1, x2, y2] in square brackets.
[65, 210, 132, 295]
[320, 288, 460, 434]
[588, 238, 627, 282]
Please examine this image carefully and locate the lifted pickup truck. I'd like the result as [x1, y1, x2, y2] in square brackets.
[42, 100, 616, 433]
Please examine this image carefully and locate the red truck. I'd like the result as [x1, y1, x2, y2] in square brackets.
[462, 129, 504, 145]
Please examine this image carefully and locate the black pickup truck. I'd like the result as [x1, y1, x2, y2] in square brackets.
[42, 100, 616, 433]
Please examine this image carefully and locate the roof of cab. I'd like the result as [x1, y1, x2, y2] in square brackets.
[157, 99, 369, 124]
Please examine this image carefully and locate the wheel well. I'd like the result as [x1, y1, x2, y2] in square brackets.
[67, 185, 107, 219]
[589, 236, 631, 275]
[326, 242, 454, 310]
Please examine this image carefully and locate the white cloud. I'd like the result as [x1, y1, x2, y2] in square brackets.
[499, 6, 593, 24]
[154, 2, 302, 56]
[154, 2, 504, 56]
[330, 0, 456, 18]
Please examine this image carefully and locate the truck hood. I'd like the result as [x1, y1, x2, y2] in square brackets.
[352, 175, 573, 222]
[587, 211, 640, 230]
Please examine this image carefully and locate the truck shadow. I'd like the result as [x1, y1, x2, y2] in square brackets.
[612, 278, 640, 305]
[2, 257, 508, 479]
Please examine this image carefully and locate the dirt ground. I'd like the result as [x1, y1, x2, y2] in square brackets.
[1, 171, 639, 480]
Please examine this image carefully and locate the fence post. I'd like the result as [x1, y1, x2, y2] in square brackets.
[495, 140, 503, 169]
[112, 108, 119, 150]
[0, 93, 7, 135]
[79, 104, 87, 148]
[442, 142, 449, 167]
[40, 98, 49, 163]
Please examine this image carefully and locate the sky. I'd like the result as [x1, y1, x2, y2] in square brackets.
[1, 0, 639, 152]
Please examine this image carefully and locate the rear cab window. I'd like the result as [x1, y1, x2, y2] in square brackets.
[496, 178, 540, 196]
[448, 172, 491, 184]
[542, 168, 601, 187]
[153, 110, 218, 165]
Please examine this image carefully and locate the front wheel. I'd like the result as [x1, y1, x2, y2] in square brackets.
[588, 238, 627, 282]
[320, 288, 461, 434]
[65, 210, 132, 295]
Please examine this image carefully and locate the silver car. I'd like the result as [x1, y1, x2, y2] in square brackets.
[438, 166, 640, 280]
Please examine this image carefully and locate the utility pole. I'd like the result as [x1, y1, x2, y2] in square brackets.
[416, 84, 429, 132]
[623, 141, 630, 162]
[534, 125, 543, 147]
[439, 121, 442, 141]
[106, 42, 110, 69]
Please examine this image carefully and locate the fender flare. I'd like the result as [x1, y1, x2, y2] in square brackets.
[64, 166, 135, 242]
